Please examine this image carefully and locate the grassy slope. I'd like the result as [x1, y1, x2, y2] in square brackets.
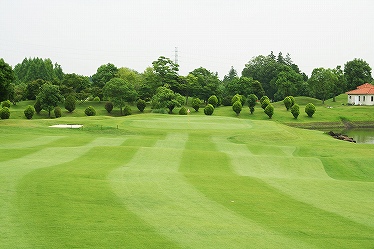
[1, 98, 374, 248]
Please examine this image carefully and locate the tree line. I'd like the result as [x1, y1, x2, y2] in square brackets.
[0, 52, 373, 115]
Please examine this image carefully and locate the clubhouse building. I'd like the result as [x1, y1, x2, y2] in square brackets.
[346, 83, 374, 105]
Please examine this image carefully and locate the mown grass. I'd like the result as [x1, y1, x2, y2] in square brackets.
[1, 99, 373, 248]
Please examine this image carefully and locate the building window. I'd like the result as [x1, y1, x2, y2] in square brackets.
[363, 96, 366, 101]
[359, 96, 361, 101]
[349, 96, 351, 99]
[371, 96, 373, 102]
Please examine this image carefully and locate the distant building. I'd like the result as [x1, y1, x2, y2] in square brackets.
[346, 83, 374, 105]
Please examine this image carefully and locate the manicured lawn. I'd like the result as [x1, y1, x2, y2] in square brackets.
[1, 100, 374, 248]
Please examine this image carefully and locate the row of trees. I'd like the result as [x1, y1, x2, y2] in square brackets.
[0, 53, 373, 114]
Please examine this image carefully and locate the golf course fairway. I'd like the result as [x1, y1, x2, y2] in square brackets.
[0, 115, 373, 248]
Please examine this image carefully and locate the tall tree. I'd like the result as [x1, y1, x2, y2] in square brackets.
[344, 58, 372, 90]
[60, 73, 91, 97]
[102, 78, 137, 115]
[0, 58, 15, 101]
[273, 66, 304, 101]
[189, 67, 221, 102]
[36, 83, 63, 117]
[91, 63, 118, 89]
[308, 68, 337, 104]
[331, 65, 347, 101]
[152, 56, 179, 92]
[151, 86, 184, 114]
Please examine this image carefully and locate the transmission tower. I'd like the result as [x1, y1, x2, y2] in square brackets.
[174, 47, 178, 65]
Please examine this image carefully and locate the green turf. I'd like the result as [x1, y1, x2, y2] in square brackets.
[0, 114, 373, 248]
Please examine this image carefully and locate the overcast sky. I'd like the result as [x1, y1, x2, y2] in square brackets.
[1, 0, 373, 78]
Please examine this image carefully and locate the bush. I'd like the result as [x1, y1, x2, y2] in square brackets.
[207, 95, 219, 108]
[24, 105, 35, 119]
[34, 99, 42, 114]
[204, 104, 214, 115]
[261, 98, 270, 110]
[305, 103, 316, 117]
[264, 104, 274, 119]
[0, 107, 10, 119]
[105, 101, 114, 113]
[84, 106, 96, 116]
[221, 96, 232, 106]
[136, 99, 146, 112]
[64, 95, 76, 113]
[179, 106, 188, 115]
[54, 106, 62, 118]
[232, 100, 242, 115]
[247, 94, 258, 114]
[290, 104, 300, 119]
[152, 108, 168, 114]
[288, 96, 295, 106]
[1, 100, 11, 108]
[93, 96, 100, 102]
[283, 96, 292, 111]
[123, 105, 132, 116]
[191, 98, 202, 111]
[259, 95, 269, 104]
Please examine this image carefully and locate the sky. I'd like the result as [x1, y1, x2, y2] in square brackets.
[1, 0, 373, 78]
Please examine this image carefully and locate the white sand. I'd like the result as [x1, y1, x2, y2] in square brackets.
[49, 124, 83, 128]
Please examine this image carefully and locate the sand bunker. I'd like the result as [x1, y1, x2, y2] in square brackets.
[49, 124, 83, 129]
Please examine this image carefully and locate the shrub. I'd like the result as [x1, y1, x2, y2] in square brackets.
[54, 106, 62, 118]
[207, 95, 219, 107]
[221, 96, 232, 106]
[1, 100, 11, 108]
[261, 98, 270, 110]
[85, 106, 96, 116]
[204, 104, 214, 115]
[24, 105, 35, 119]
[259, 95, 269, 104]
[152, 108, 168, 114]
[264, 104, 274, 119]
[64, 95, 76, 113]
[105, 101, 114, 113]
[0, 107, 10, 119]
[191, 98, 202, 111]
[34, 99, 42, 114]
[283, 96, 292, 111]
[232, 100, 242, 115]
[136, 99, 146, 112]
[123, 105, 132, 116]
[288, 96, 295, 106]
[247, 94, 258, 114]
[290, 104, 300, 119]
[305, 103, 316, 117]
[179, 106, 188, 115]
[231, 94, 241, 106]
[93, 96, 100, 102]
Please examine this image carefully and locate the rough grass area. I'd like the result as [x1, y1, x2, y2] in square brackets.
[0, 115, 373, 248]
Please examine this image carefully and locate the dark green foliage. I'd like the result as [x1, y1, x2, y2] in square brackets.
[290, 104, 300, 119]
[288, 96, 295, 106]
[204, 104, 214, 115]
[344, 58, 372, 90]
[247, 94, 258, 114]
[207, 95, 219, 107]
[305, 103, 316, 117]
[24, 105, 35, 119]
[264, 104, 274, 119]
[191, 98, 202, 111]
[151, 86, 184, 114]
[91, 63, 118, 89]
[64, 95, 76, 113]
[54, 106, 62, 118]
[283, 96, 292, 110]
[37, 83, 63, 118]
[34, 98, 42, 114]
[232, 100, 242, 115]
[179, 106, 188, 115]
[26, 79, 45, 100]
[105, 101, 114, 113]
[0, 107, 10, 119]
[85, 106, 96, 116]
[93, 96, 100, 102]
[1, 100, 11, 108]
[123, 105, 132, 116]
[136, 99, 146, 112]
[0, 58, 15, 102]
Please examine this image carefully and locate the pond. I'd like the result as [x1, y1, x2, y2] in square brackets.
[339, 128, 374, 144]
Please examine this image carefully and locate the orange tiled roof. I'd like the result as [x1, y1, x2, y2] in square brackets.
[346, 83, 374, 95]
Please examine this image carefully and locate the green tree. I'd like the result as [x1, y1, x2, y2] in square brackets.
[232, 100, 242, 115]
[204, 104, 214, 115]
[247, 94, 258, 114]
[105, 101, 114, 113]
[260, 96, 270, 109]
[0, 58, 15, 102]
[152, 56, 179, 90]
[60, 73, 90, 97]
[189, 67, 221, 102]
[85, 106, 96, 116]
[117, 67, 142, 90]
[91, 63, 118, 90]
[273, 66, 304, 101]
[136, 99, 146, 112]
[102, 78, 138, 115]
[331, 65, 347, 101]
[34, 98, 42, 114]
[283, 96, 292, 110]
[191, 98, 202, 111]
[344, 58, 372, 90]
[151, 86, 184, 114]
[54, 106, 62, 118]
[264, 104, 274, 118]
[305, 103, 316, 117]
[9, 82, 27, 105]
[24, 105, 35, 119]
[308, 68, 337, 104]
[27, 79, 46, 100]
[36, 83, 63, 118]
[64, 94, 76, 113]
[208, 95, 219, 107]
[290, 104, 300, 119]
